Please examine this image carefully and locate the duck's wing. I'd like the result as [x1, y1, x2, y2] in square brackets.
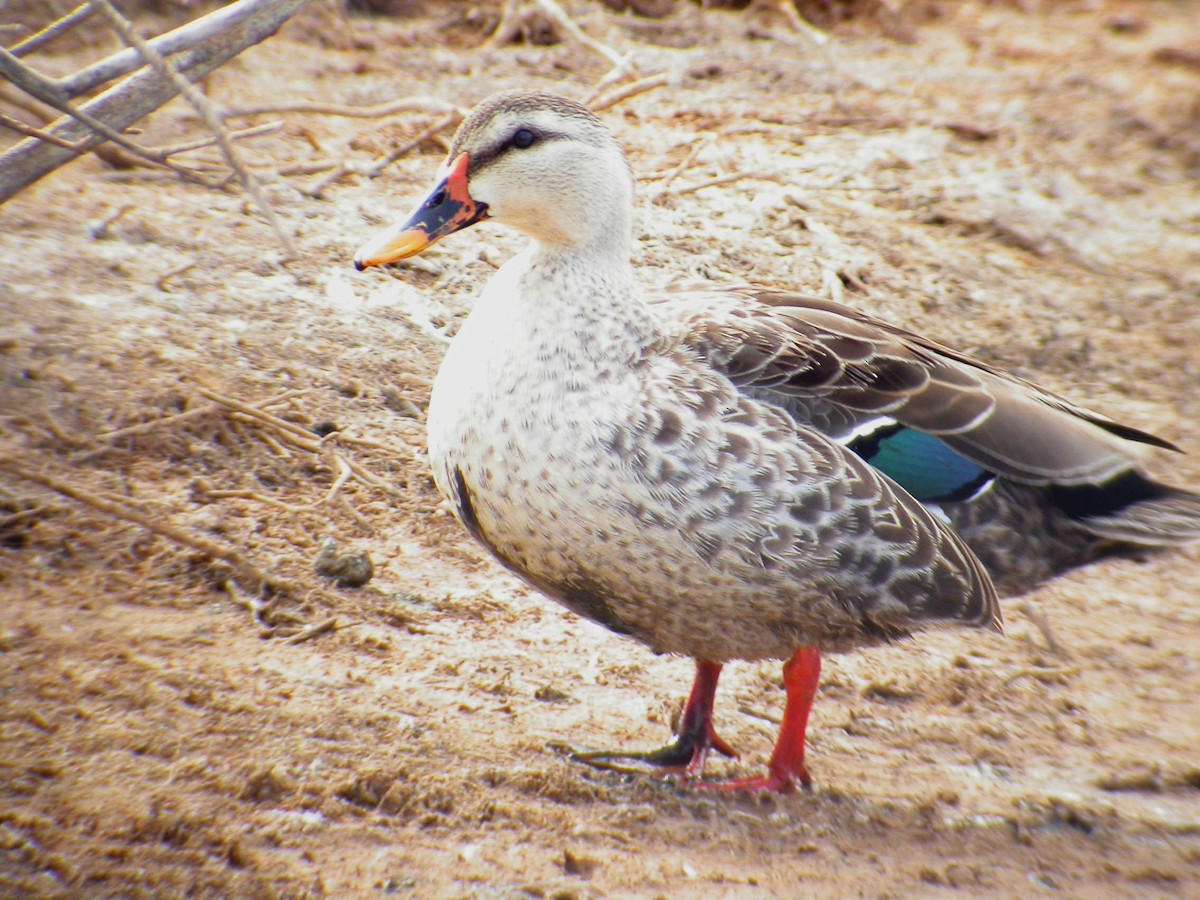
[664, 287, 1176, 490]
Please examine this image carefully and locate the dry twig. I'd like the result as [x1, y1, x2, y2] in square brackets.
[2, 460, 294, 595]
[6, 3, 95, 58]
[1018, 600, 1075, 661]
[90, 0, 297, 259]
[226, 97, 463, 120]
[0, 47, 221, 187]
[192, 385, 411, 502]
[0, 112, 80, 149]
[589, 72, 669, 113]
[285, 616, 341, 645]
[534, 0, 626, 68]
[301, 112, 460, 199]
[669, 170, 781, 196]
[0, 0, 307, 203]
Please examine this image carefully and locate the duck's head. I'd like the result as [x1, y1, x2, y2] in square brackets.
[354, 91, 634, 270]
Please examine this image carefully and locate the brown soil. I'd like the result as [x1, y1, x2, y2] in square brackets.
[2, 2, 1199, 897]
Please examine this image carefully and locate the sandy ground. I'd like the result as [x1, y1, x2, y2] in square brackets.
[2, 1, 1200, 897]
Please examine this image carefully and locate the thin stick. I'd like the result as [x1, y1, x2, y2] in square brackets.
[286, 616, 340, 645]
[534, 0, 626, 68]
[159, 120, 283, 159]
[193, 386, 412, 501]
[1018, 600, 1074, 661]
[195, 386, 319, 444]
[0, 47, 218, 187]
[194, 485, 315, 513]
[302, 112, 459, 198]
[90, 0, 297, 259]
[6, 3, 95, 58]
[669, 170, 779, 196]
[589, 71, 668, 113]
[0, 111, 81, 149]
[3, 461, 292, 594]
[363, 112, 460, 176]
[95, 387, 307, 442]
[155, 260, 200, 291]
[226, 97, 462, 120]
[645, 136, 711, 197]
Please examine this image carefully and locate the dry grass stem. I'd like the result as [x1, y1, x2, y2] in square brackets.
[159, 121, 284, 159]
[193, 385, 410, 502]
[226, 97, 464, 120]
[1018, 601, 1075, 661]
[0, 112, 81, 149]
[302, 112, 460, 198]
[534, 0, 627, 69]
[669, 170, 781, 196]
[589, 72, 669, 113]
[285, 616, 341, 645]
[3, 460, 293, 595]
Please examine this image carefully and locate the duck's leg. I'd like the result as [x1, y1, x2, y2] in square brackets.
[567, 660, 738, 777]
[697, 646, 821, 794]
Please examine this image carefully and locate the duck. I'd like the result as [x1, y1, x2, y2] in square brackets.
[353, 90, 1200, 794]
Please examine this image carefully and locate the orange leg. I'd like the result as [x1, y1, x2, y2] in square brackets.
[697, 646, 821, 794]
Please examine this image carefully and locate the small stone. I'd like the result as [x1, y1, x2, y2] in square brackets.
[314, 536, 374, 588]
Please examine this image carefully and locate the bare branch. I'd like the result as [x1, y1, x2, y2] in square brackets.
[534, 0, 627, 69]
[0, 0, 308, 203]
[589, 72, 670, 113]
[0, 46, 220, 187]
[0, 111, 81, 150]
[226, 97, 463, 120]
[6, 3, 96, 59]
[90, 0, 297, 259]
[57, 0, 271, 98]
[2, 460, 295, 595]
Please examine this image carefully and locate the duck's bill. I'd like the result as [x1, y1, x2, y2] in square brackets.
[353, 153, 487, 270]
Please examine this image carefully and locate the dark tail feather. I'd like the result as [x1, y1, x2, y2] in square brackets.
[1051, 472, 1200, 546]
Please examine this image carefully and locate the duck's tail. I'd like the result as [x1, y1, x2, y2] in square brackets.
[1050, 471, 1200, 546]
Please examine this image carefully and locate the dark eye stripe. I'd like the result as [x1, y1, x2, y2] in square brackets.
[469, 129, 568, 176]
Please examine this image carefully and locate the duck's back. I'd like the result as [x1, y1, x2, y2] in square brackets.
[653, 287, 1200, 598]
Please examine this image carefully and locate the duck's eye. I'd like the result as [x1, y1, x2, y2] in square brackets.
[510, 128, 536, 150]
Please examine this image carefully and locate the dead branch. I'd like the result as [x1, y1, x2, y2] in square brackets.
[57, 0, 282, 99]
[90, 0, 297, 259]
[285, 616, 341, 645]
[6, 4, 96, 58]
[0, 0, 308, 204]
[2, 460, 294, 595]
[159, 121, 283, 159]
[302, 112, 460, 199]
[534, 0, 627, 68]
[589, 71, 669, 113]
[1018, 600, 1074, 661]
[225, 97, 463, 120]
[0, 112, 80, 150]
[0, 48, 220, 187]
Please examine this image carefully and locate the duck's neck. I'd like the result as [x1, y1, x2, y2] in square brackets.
[493, 236, 659, 364]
